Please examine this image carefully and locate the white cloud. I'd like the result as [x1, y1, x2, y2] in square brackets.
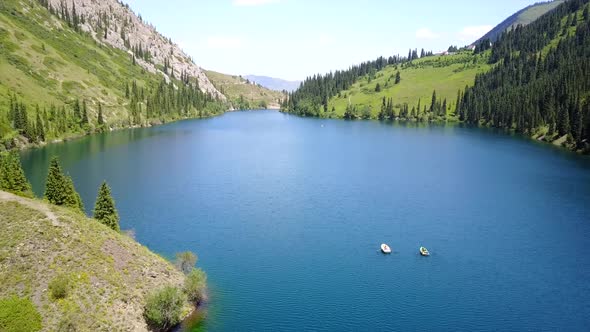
[457, 25, 493, 42]
[206, 36, 244, 49]
[233, 0, 280, 6]
[415, 28, 439, 40]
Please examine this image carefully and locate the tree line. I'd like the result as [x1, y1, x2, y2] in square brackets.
[0, 152, 120, 231]
[281, 50, 433, 117]
[458, 0, 590, 150]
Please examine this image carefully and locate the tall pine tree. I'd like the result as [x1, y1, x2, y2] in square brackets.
[93, 181, 120, 231]
[0, 151, 33, 197]
[44, 157, 84, 212]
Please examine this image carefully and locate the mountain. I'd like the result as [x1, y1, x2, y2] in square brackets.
[0, 0, 227, 151]
[244, 75, 301, 92]
[283, 0, 590, 152]
[459, 0, 590, 151]
[474, 0, 566, 43]
[0, 190, 192, 331]
[325, 52, 489, 119]
[206, 71, 286, 109]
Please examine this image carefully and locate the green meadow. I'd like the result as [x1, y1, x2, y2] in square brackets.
[328, 52, 491, 118]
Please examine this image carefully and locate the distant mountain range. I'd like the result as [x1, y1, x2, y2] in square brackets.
[244, 75, 301, 92]
[474, 0, 565, 43]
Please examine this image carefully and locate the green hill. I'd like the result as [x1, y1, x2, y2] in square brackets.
[0, 190, 193, 331]
[475, 1, 566, 43]
[328, 52, 491, 118]
[205, 71, 285, 109]
[0, 0, 226, 151]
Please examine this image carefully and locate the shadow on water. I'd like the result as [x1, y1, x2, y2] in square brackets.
[171, 305, 208, 332]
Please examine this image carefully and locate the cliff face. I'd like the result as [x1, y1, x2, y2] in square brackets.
[46, 0, 224, 100]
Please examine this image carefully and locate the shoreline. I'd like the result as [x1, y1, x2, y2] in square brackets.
[5, 109, 233, 153]
[279, 110, 590, 155]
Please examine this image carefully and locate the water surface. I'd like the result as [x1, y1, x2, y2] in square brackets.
[21, 111, 590, 331]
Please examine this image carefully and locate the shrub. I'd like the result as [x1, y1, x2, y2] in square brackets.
[175, 251, 197, 275]
[49, 274, 70, 300]
[184, 268, 207, 304]
[0, 296, 42, 332]
[144, 286, 185, 330]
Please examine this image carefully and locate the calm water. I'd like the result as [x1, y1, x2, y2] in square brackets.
[20, 111, 590, 331]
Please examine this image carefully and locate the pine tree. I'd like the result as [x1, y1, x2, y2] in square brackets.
[81, 100, 89, 125]
[0, 151, 33, 197]
[36, 106, 45, 142]
[98, 102, 104, 126]
[64, 175, 84, 212]
[44, 157, 84, 212]
[430, 90, 437, 114]
[93, 181, 120, 231]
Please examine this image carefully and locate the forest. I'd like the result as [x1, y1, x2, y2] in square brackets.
[283, 0, 590, 152]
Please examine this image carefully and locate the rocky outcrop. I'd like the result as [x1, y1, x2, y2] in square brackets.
[46, 0, 225, 100]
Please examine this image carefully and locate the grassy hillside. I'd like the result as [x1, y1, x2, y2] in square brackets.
[327, 52, 491, 118]
[0, 190, 192, 331]
[0, 0, 226, 151]
[476, 1, 565, 43]
[0, 0, 153, 121]
[206, 71, 285, 109]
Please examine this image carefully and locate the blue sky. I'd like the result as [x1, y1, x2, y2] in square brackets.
[125, 0, 538, 80]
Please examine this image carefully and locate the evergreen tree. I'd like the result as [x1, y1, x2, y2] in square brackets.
[35, 106, 45, 142]
[430, 90, 437, 114]
[93, 181, 120, 231]
[395, 71, 401, 84]
[98, 102, 104, 126]
[0, 151, 33, 197]
[81, 100, 89, 125]
[44, 157, 84, 212]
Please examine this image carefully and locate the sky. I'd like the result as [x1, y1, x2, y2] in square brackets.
[124, 0, 539, 81]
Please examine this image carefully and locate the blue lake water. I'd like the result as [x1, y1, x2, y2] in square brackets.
[20, 110, 590, 331]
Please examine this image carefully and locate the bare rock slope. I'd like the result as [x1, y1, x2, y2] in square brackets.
[46, 0, 224, 99]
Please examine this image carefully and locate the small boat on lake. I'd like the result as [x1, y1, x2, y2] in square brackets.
[419, 246, 430, 256]
[381, 244, 392, 254]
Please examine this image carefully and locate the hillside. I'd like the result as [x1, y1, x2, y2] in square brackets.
[244, 75, 301, 92]
[0, 190, 192, 331]
[206, 71, 285, 109]
[327, 52, 491, 118]
[475, 1, 565, 43]
[0, 0, 227, 151]
[459, 0, 590, 151]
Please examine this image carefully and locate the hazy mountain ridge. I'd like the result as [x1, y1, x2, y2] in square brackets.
[245, 75, 301, 92]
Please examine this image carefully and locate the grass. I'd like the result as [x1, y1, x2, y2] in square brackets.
[205, 70, 285, 109]
[0, 296, 42, 332]
[0, 0, 209, 144]
[514, 1, 566, 28]
[0, 191, 192, 330]
[327, 52, 491, 118]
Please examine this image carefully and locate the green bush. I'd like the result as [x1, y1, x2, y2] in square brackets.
[184, 268, 207, 303]
[49, 274, 70, 300]
[0, 296, 42, 332]
[175, 251, 197, 275]
[144, 286, 185, 330]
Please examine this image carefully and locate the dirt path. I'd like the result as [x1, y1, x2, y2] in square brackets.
[0, 191, 62, 227]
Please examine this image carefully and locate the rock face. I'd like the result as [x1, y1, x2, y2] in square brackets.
[46, 0, 225, 100]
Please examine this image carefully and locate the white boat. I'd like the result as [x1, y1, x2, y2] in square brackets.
[419, 246, 430, 256]
[381, 244, 392, 254]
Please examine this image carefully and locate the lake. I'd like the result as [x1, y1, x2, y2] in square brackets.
[20, 110, 590, 331]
